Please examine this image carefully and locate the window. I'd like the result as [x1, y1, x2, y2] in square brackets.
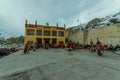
[27, 29, 34, 35]
[36, 30, 42, 36]
[58, 31, 64, 36]
[52, 31, 57, 36]
[44, 30, 50, 36]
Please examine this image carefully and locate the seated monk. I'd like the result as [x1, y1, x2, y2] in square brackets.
[96, 46, 100, 51]
[103, 45, 108, 50]
[66, 46, 73, 52]
[54, 44, 57, 48]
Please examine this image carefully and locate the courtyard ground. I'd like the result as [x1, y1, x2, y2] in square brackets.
[0, 48, 120, 80]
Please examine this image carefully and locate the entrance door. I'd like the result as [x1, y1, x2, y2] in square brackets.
[44, 38, 50, 46]
[36, 38, 42, 44]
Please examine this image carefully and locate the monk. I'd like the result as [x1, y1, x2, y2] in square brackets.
[24, 43, 29, 54]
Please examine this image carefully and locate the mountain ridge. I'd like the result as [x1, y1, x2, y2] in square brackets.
[69, 11, 120, 30]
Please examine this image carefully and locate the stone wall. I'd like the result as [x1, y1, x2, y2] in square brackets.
[69, 24, 120, 46]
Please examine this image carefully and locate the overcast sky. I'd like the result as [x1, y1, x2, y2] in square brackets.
[0, 0, 120, 38]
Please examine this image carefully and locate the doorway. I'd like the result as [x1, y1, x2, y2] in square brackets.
[44, 38, 50, 47]
[36, 38, 42, 44]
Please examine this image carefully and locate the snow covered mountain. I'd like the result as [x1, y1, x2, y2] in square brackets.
[69, 12, 120, 30]
[100, 12, 120, 25]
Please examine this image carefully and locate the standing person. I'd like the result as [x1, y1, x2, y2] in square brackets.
[97, 43, 104, 56]
[33, 42, 36, 52]
[24, 43, 29, 54]
[90, 39, 95, 52]
[45, 43, 49, 49]
[96, 39, 104, 56]
[26, 43, 30, 54]
[96, 38, 100, 51]
[96, 38, 100, 46]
